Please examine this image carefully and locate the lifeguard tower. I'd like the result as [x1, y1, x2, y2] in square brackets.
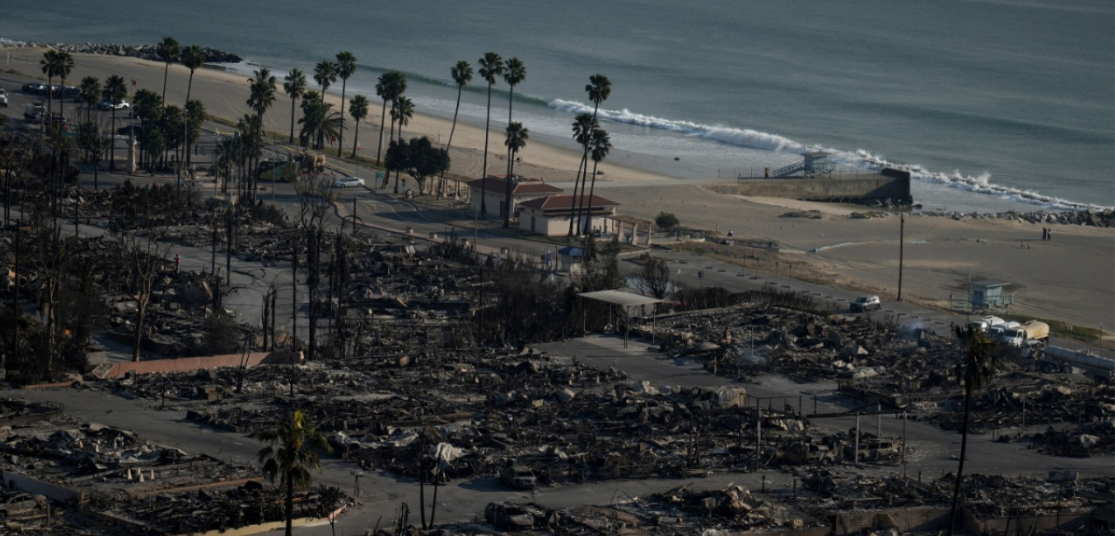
[968, 280, 1013, 312]
[772, 151, 836, 178]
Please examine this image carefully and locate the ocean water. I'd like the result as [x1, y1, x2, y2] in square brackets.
[3, 0, 1112, 211]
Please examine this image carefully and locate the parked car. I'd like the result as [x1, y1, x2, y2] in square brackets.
[98, 99, 130, 110]
[61, 86, 82, 101]
[117, 124, 144, 137]
[0, 88, 7, 107]
[499, 465, 537, 490]
[333, 176, 365, 188]
[849, 295, 881, 312]
[484, 502, 537, 531]
[22, 82, 46, 94]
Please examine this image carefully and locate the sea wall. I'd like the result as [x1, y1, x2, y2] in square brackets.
[0, 41, 241, 64]
[709, 171, 912, 206]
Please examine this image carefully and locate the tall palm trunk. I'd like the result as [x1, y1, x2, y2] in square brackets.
[566, 150, 589, 237]
[583, 158, 603, 234]
[58, 75, 67, 128]
[389, 110, 399, 193]
[288, 97, 298, 144]
[376, 101, 388, 165]
[184, 71, 196, 184]
[109, 107, 118, 170]
[441, 85, 464, 199]
[285, 477, 295, 536]
[351, 121, 361, 159]
[947, 385, 973, 536]
[480, 84, 493, 215]
[574, 103, 603, 234]
[337, 80, 347, 158]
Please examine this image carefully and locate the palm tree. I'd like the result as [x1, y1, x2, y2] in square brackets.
[572, 74, 611, 235]
[283, 69, 307, 144]
[313, 60, 337, 96]
[179, 45, 207, 172]
[946, 325, 996, 536]
[581, 129, 612, 234]
[502, 122, 528, 228]
[374, 71, 406, 166]
[503, 57, 526, 125]
[566, 112, 597, 236]
[53, 51, 75, 125]
[39, 50, 60, 128]
[256, 410, 332, 536]
[156, 37, 180, 104]
[335, 51, 357, 158]
[348, 94, 369, 158]
[132, 89, 163, 167]
[247, 68, 277, 200]
[440, 60, 472, 198]
[180, 45, 206, 105]
[390, 96, 414, 193]
[39, 50, 73, 129]
[78, 76, 101, 123]
[185, 100, 206, 178]
[477, 52, 504, 215]
[104, 75, 128, 171]
[298, 91, 341, 150]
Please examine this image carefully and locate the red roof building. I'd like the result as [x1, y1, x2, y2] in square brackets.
[518, 194, 621, 236]
[466, 175, 563, 220]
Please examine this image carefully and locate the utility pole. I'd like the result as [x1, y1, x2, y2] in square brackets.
[898, 213, 905, 301]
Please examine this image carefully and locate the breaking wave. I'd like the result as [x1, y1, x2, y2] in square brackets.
[548, 99, 1110, 211]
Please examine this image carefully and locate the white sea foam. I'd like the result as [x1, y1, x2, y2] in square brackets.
[549, 99, 1112, 211]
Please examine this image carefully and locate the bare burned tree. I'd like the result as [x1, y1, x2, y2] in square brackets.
[292, 172, 335, 360]
[634, 254, 671, 299]
[113, 226, 171, 362]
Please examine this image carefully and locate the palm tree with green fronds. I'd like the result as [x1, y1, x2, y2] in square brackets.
[374, 71, 406, 167]
[334, 51, 357, 157]
[78, 76, 101, 123]
[179, 45, 207, 174]
[572, 74, 611, 234]
[283, 69, 307, 144]
[390, 95, 414, 194]
[581, 128, 612, 234]
[132, 89, 162, 168]
[104, 75, 128, 171]
[298, 91, 341, 150]
[477, 52, 504, 215]
[156, 37, 180, 104]
[256, 410, 332, 536]
[348, 94, 369, 158]
[503, 57, 526, 125]
[53, 51, 75, 126]
[247, 67, 277, 200]
[39, 50, 60, 129]
[313, 60, 337, 96]
[440, 60, 472, 198]
[180, 45, 206, 107]
[502, 122, 528, 228]
[566, 112, 597, 236]
[946, 325, 996, 536]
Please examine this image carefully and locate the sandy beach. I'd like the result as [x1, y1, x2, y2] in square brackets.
[3, 46, 1112, 336]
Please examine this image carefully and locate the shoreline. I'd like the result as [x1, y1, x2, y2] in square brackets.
[2, 44, 1112, 334]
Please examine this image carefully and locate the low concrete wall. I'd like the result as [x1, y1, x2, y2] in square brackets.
[709, 170, 911, 204]
[964, 507, 1094, 535]
[95, 352, 276, 379]
[2, 470, 84, 503]
[831, 506, 950, 535]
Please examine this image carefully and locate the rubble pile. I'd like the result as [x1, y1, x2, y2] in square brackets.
[645, 482, 822, 531]
[0, 402, 345, 535]
[951, 473, 1111, 520]
[802, 469, 942, 509]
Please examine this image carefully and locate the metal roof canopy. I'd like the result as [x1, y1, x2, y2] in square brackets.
[578, 290, 663, 308]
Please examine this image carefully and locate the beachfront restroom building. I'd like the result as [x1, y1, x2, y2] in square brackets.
[517, 194, 620, 236]
[466, 176, 563, 221]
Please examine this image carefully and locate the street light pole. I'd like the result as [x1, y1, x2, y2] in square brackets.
[898, 214, 905, 301]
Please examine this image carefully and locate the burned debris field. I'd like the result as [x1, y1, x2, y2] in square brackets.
[0, 168, 1112, 534]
